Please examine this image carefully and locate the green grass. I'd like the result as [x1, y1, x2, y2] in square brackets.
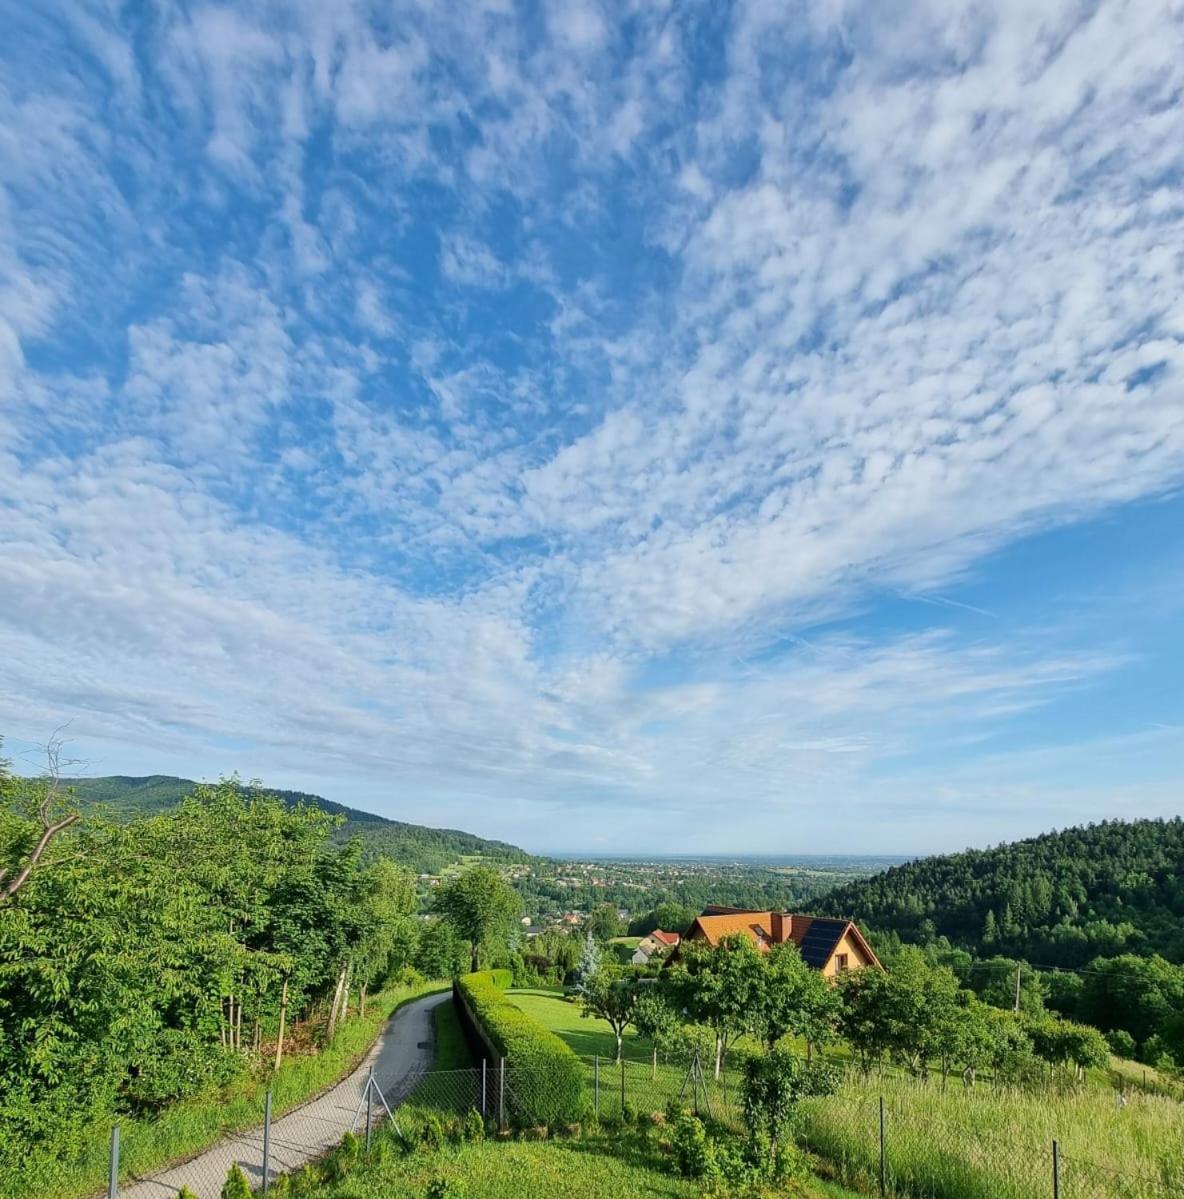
[8, 979, 447, 1199]
[284, 1133, 863, 1199]
[800, 1073, 1184, 1199]
[401, 998, 482, 1119]
[507, 990, 1184, 1198]
[429, 995, 476, 1071]
[507, 988, 740, 1121]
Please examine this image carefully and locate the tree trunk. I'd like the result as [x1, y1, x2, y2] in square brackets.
[235, 995, 243, 1051]
[714, 1032, 723, 1081]
[471, 942, 480, 974]
[274, 975, 290, 1072]
[615, 1031, 623, 1064]
[326, 964, 347, 1041]
[652, 1046, 657, 1081]
[360, 984, 367, 1019]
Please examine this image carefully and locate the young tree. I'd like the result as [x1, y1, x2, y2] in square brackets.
[675, 935, 765, 1079]
[836, 965, 893, 1075]
[573, 930, 602, 992]
[434, 865, 521, 974]
[580, 968, 639, 1062]
[632, 986, 680, 1078]
[750, 942, 839, 1052]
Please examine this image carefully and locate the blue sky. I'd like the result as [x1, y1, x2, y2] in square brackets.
[1, 0, 1182, 854]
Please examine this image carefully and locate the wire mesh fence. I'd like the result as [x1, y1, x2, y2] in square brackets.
[99, 1052, 1183, 1199]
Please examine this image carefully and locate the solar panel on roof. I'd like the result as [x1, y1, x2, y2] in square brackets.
[797, 918, 848, 968]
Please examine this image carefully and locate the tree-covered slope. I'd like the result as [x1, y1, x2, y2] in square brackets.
[818, 818, 1184, 967]
[64, 775, 530, 874]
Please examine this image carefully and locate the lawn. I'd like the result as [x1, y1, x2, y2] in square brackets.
[290, 1136, 862, 1199]
[508, 988, 741, 1120]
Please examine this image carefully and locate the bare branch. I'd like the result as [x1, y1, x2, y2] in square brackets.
[0, 727, 84, 906]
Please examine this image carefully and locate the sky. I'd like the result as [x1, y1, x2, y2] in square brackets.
[1, 0, 1182, 856]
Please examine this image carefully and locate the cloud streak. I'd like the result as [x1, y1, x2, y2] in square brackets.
[1, 0, 1182, 850]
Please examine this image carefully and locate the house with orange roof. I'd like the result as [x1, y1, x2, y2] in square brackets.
[681, 906, 882, 977]
[631, 928, 681, 965]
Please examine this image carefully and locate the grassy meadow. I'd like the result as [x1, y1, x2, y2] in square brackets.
[504, 988, 1184, 1199]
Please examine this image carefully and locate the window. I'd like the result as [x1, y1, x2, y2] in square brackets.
[835, 953, 849, 972]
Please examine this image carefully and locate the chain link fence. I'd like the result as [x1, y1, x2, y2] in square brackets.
[99, 1051, 1182, 1199]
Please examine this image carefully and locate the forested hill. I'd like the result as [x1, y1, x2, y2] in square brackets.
[64, 774, 531, 874]
[818, 818, 1184, 967]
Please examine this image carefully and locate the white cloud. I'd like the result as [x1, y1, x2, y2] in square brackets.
[0, 0, 1182, 849]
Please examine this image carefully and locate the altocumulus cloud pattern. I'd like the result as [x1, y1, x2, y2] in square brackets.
[1, 0, 1183, 851]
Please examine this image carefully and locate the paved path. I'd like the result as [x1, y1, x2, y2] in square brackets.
[119, 991, 450, 1199]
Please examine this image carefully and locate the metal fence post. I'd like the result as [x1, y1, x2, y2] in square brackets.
[594, 1055, 600, 1119]
[1052, 1139, 1059, 1199]
[365, 1068, 374, 1151]
[108, 1125, 120, 1199]
[482, 1058, 487, 1115]
[499, 1057, 506, 1129]
[262, 1090, 271, 1196]
[878, 1095, 886, 1196]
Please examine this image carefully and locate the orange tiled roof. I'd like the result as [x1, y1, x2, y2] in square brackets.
[690, 911, 777, 949]
[651, 929, 681, 947]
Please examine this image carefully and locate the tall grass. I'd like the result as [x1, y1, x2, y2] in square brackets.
[5, 979, 445, 1199]
[799, 1073, 1184, 1199]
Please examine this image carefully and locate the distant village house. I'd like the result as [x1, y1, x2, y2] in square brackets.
[630, 928, 680, 965]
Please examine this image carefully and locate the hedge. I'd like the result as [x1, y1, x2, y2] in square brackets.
[454, 972, 585, 1125]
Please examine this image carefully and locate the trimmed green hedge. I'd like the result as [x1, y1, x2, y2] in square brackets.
[456, 972, 584, 1125]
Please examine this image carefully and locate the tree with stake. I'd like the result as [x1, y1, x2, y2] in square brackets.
[674, 934, 764, 1079]
[580, 968, 639, 1063]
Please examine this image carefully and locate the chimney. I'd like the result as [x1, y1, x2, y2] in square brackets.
[770, 912, 789, 944]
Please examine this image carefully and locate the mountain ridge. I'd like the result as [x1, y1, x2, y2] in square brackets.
[817, 816, 1184, 967]
[63, 773, 532, 874]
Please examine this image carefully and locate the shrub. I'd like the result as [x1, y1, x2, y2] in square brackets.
[426, 1175, 466, 1199]
[178, 1188, 200, 1199]
[456, 972, 584, 1124]
[462, 1108, 485, 1142]
[671, 1112, 717, 1180]
[621, 1100, 637, 1125]
[220, 1164, 251, 1199]
[418, 1112, 446, 1151]
[322, 1131, 361, 1181]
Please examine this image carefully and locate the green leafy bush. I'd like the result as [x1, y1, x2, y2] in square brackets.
[220, 1164, 251, 1199]
[425, 1176, 466, 1199]
[455, 973, 584, 1124]
[418, 1112, 446, 1151]
[462, 1109, 486, 1142]
[670, 1112, 717, 1180]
